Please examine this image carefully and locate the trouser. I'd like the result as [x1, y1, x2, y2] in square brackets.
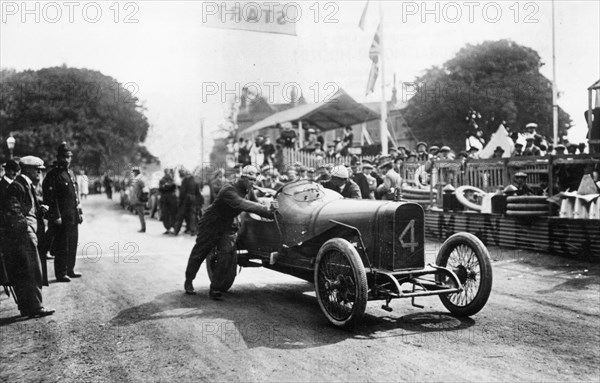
[174, 197, 197, 234]
[106, 188, 112, 199]
[134, 204, 146, 231]
[185, 228, 237, 289]
[160, 193, 177, 230]
[52, 223, 79, 278]
[5, 233, 43, 312]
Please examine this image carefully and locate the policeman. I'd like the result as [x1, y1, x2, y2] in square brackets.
[3, 156, 54, 318]
[43, 142, 82, 282]
[183, 165, 278, 299]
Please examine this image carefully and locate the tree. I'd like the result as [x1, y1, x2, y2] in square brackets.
[0, 66, 156, 174]
[402, 40, 572, 150]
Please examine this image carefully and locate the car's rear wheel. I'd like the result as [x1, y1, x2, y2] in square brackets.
[314, 238, 368, 328]
[206, 248, 237, 292]
[436, 233, 493, 317]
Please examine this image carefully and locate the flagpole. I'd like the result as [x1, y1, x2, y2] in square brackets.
[551, 0, 558, 145]
[379, 0, 387, 155]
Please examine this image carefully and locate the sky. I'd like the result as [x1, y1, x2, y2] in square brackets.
[1, 0, 599, 167]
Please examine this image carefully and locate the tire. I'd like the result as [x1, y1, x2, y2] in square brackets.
[314, 238, 368, 328]
[506, 203, 548, 211]
[455, 186, 486, 212]
[506, 196, 548, 203]
[435, 233, 493, 317]
[206, 248, 238, 292]
[505, 210, 548, 216]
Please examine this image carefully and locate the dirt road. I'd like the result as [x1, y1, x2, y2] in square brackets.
[1, 195, 599, 382]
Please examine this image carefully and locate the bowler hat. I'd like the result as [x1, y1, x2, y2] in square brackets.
[514, 171, 527, 178]
[494, 146, 505, 153]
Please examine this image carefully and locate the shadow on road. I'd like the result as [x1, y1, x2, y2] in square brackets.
[108, 283, 476, 350]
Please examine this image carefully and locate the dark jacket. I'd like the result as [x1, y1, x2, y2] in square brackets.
[200, 180, 273, 230]
[351, 172, 371, 199]
[322, 179, 362, 199]
[43, 163, 81, 225]
[3, 175, 45, 238]
[180, 175, 204, 207]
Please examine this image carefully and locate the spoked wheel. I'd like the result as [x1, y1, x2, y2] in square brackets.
[435, 233, 493, 317]
[314, 238, 368, 328]
[206, 248, 238, 292]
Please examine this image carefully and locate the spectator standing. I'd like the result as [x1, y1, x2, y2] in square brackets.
[261, 137, 275, 166]
[340, 126, 354, 156]
[130, 167, 147, 233]
[158, 168, 178, 234]
[277, 123, 297, 148]
[466, 128, 485, 152]
[43, 142, 82, 282]
[2, 156, 54, 318]
[102, 172, 113, 199]
[76, 169, 89, 200]
[174, 168, 203, 236]
[415, 142, 429, 161]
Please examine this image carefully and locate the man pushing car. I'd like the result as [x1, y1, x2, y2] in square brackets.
[183, 165, 278, 299]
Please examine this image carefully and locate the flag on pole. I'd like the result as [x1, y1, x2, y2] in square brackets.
[358, 0, 370, 30]
[366, 23, 381, 95]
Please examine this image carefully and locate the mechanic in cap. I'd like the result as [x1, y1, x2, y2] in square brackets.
[2, 156, 55, 318]
[377, 159, 403, 200]
[322, 165, 362, 199]
[183, 165, 278, 299]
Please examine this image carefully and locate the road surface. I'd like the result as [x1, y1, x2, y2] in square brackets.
[1, 195, 599, 382]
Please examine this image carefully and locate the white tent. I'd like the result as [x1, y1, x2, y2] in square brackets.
[480, 124, 514, 158]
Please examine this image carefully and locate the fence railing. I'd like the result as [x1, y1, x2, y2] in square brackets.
[281, 148, 600, 205]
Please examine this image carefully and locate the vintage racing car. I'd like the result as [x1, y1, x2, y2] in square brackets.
[207, 180, 493, 328]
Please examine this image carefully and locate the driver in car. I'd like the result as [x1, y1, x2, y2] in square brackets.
[183, 165, 278, 299]
[322, 165, 362, 199]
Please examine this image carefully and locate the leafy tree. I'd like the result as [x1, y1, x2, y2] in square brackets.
[402, 40, 572, 150]
[0, 66, 156, 174]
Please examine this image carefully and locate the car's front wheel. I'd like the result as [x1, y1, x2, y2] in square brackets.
[436, 233, 493, 317]
[314, 238, 368, 328]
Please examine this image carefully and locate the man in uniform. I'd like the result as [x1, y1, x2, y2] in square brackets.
[183, 165, 278, 298]
[322, 165, 361, 199]
[1, 160, 21, 291]
[43, 142, 83, 282]
[3, 156, 54, 318]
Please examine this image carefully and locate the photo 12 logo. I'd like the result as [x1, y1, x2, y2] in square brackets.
[1, 1, 140, 24]
[400, 1, 540, 24]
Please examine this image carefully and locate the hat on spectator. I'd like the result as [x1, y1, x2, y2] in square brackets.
[378, 159, 393, 169]
[57, 141, 72, 158]
[515, 142, 523, 147]
[307, 128, 316, 133]
[20, 156, 45, 169]
[494, 146, 505, 153]
[131, 166, 141, 173]
[514, 171, 527, 178]
[362, 162, 374, 170]
[389, 147, 398, 152]
[2, 159, 20, 172]
[467, 146, 479, 152]
[525, 122, 538, 129]
[331, 165, 349, 179]
[554, 144, 566, 150]
[416, 142, 427, 149]
[407, 151, 418, 158]
[307, 167, 315, 173]
[280, 122, 292, 129]
[241, 165, 260, 180]
[567, 142, 578, 148]
[458, 151, 469, 158]
[440, 146, 451, 152]
[428, 145, 439, 152]
[261, 165, 272, 172]
[525, 136, 534, 141]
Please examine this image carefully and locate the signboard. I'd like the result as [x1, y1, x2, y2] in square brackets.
[202, 2, 298, 36]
